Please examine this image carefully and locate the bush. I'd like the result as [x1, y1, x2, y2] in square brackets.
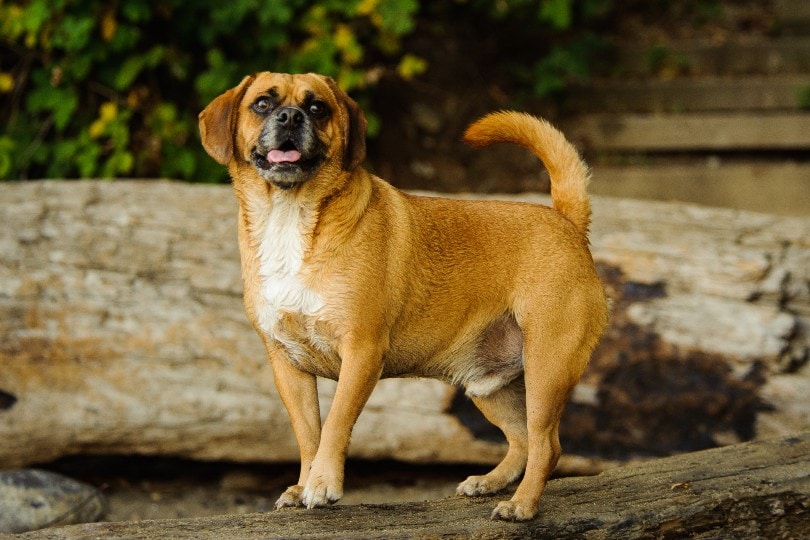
[0, 0, 613, 182]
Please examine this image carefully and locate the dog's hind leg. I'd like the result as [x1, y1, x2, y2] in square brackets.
[490, 313, 593, 521]
[456, 377, 528, 497]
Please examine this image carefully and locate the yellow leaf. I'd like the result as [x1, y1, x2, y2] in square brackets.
[0, 73, 14, 93]
[356, 0, 379, 16]
[127, 89, 141, 109]
[89, 102, 118, 138]
[89, 119, 105, 139]
[335, 24, 362, 65]
[397, 54, 427, 80]
[101, 8, 117, 42]
[334, 24, 353, 50]
[99, 102, 118, 122]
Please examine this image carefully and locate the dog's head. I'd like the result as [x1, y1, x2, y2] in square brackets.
[199, 72, 367, 190]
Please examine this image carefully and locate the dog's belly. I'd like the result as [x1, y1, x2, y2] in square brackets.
[384, 312, 525, 396]
[269, 310, 525, 396]
[433, 313, 525, 396]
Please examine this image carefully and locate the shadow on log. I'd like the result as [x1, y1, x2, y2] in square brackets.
[11, 433, 809, 539]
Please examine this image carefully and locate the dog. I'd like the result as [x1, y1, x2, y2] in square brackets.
[199, 72, 608, 521]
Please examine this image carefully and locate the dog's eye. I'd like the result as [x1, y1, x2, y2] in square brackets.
[252, 97, 271, 114]
[308, 101, 328, 118]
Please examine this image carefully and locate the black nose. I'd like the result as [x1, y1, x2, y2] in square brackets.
[275, 107, 305, 128]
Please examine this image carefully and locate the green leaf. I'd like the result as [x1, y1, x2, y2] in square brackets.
[257, 0, 296, 25]
[53, 139, 79, 165]
[161, 146, 197, 179]
[108, 23, 140, 52]
[797, 86, 810, 110]
[539, 0, 572, 29]
[115, 56, 146, 90]
[376, 0, 418, 35]
[63, 53, 94, 80]
[51, 15, 95, 51]
[396, 54, 427, 80]
[194, 49, 243, 104]
[75, 139, 102, 178]
[101, 150, 134, 177]
[26, 85, 78, 131]
[114, 46, 165, 90]
[121, 3, 151, 23]
[19, 0, 53, 42]
[0, 137, 16, 179]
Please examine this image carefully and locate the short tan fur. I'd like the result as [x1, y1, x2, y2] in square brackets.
[199, 72, 608, 521]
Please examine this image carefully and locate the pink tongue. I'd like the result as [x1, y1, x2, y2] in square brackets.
[267, 149, 301, 163]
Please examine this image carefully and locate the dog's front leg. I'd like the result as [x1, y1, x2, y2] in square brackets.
[302, 339, 384, 508]
[270, 353, 322, 509]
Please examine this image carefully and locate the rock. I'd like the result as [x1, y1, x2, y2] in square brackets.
[0, 469, 106, 533]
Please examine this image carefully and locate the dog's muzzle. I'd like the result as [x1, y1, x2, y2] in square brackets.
[251, 106, 325, 188]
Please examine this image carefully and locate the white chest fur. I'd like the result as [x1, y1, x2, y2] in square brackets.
[253, 199, 325, 338]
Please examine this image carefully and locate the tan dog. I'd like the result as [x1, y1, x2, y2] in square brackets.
[199, 72, 608, 521]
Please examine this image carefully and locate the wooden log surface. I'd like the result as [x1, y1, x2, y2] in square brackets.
[0, 181, 808, 469]
[8, 433, 809, 539]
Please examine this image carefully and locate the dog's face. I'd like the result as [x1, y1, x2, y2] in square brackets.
[199, 72, 367, 189]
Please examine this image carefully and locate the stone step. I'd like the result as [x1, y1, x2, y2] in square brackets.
[566, 75, 810, 113]
[589, 161, 810, 217]
[563, 112, 810, 152]
[776, 0, 810, 32]
[613, 36, 810, 78]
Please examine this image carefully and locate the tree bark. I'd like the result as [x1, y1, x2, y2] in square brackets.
[13, 433, 810, 539]
[0, 181, 808, 469]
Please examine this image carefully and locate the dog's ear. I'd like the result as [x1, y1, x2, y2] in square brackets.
[324, 77, 367, 171]
[199, 75, 255, 165]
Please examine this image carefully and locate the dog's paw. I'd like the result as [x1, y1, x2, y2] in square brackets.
[302, 472, 343, 509]
[274, 485, 304, 509]
[456, 475, 505, 497]
[490, 499, 538, 521]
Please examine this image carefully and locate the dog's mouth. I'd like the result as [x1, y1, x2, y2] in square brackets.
[251, 140, 324, 189]
[253, 141, 302, 170]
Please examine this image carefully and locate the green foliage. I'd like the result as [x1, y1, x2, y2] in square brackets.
[1, 0, 421, 182]
[0, 0, 638, 182]
[454, 0, 613, 101]
[798, 86, 810, 110]
[528, 34, 608, 98]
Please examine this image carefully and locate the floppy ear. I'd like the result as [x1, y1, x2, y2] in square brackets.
[198, 75, 255, 165]
[324, 77, 367, 171]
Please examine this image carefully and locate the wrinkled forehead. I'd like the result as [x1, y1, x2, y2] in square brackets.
[242, 72, 334, 106]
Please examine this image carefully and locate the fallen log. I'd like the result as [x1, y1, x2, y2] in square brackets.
[11, 433, 810, 539]
[0, 181, 808, 469]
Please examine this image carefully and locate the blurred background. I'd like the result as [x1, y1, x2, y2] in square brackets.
[2, 0, 808, 215]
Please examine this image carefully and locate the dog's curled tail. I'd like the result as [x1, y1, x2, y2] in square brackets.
[464, 111, 592, 236]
